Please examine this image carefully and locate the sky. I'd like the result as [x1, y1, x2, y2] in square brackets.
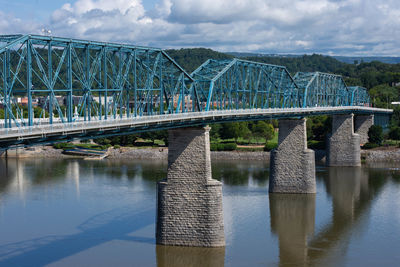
[0, 0, 399, 56]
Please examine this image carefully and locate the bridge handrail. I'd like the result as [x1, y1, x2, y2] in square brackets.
[0, 107, 392, 139]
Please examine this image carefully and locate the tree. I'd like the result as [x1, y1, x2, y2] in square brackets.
[219, 122, 250, 141]
[369, 84, 398, 108]
[210, 123, 222, 140]
[253, 121, 274, 143]
[390, 106, 400, 128]
[368, 125, 383, 145]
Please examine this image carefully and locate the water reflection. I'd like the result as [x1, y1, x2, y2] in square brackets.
[0, 158, 168, 199]
[0, 208, 154, 266]
[212, 161, 269, 186]
[1, 157, 399, 266]
[269, 194, 315, 267]
[269, 165, 391, 266]
[307, 166, 387, 266]
[0, 160, 14, 194]
[156, 245, 225, 267]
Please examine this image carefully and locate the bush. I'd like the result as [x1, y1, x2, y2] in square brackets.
[308, 140, 325, 150]
[264, 142, 278, 151]
[368, 125, 383, 145]
[114, 145, 121, 149]
[134, 140, 154, 147]
[362, 142, 380, 149]
[389, 126, 400, 140]
[53, 143, 74, 150]
[210, 142, 237, 151]
[222, 143, 237, 151]
[210, 143, 218, 151]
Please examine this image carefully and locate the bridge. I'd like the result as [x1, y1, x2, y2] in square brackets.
[0, 34, 393, 248]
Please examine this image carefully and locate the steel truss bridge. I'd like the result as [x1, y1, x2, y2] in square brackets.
[0, 34, 392, 148]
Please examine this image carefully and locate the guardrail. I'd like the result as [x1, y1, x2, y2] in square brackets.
[0, 106, 392, 142]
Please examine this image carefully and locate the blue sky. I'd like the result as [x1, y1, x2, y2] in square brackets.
[0, 0, 399, 56]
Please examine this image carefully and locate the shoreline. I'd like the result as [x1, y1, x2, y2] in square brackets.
[2, 146, 400, 163]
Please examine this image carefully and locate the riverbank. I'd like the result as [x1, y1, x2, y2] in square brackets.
[2, 145, 400, 163]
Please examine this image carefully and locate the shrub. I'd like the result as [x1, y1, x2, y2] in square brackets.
[53, 143, 74, 150]
[114, 145, 121, 149]
[368, 125, 383, 145]
[210, 143, 218, 151]
[222, 143, 237, 151]
[389, 126, 400, 140]
[308, 140, 325, 150]
[134, 140, 154, 147]
[210, 142, 237, 151]
[264, 142, 278, 151]
[362, 142, 379, 149]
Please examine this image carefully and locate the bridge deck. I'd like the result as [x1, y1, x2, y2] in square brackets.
[0, 106, 391, 148]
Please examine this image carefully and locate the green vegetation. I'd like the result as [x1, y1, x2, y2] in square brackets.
[53, 142, 110, 150]
[210, 142, 237, 151]
[264, 142, 278, 151]
[368, 125, 384, 145]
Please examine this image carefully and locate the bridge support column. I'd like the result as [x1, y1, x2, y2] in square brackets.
[269, 118, 316, 194]
[327, 114, 361, 166]
[354, 115, 374, 145]
[156, 126, 225, 247]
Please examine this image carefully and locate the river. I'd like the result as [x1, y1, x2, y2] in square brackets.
[0, 158, 399, 266]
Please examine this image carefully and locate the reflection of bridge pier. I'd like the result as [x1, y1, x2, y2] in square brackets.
[156, 245, 225, 267]
[328, 167, 363, 220]
[306, 166, 377, 265]
[156, 126, 225, 247]
[269, 194, 315, 266]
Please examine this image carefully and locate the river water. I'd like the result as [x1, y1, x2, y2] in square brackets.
[0, 158, 399, 267]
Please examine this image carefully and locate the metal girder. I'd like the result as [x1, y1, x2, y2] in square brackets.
[294, 72, 350, 108]
[0, 34, 196, 128]
[192, 59, 300, 111]
[348, 86, 370, 106]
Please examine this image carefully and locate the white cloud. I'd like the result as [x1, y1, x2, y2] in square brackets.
[2, 0, 400, 56]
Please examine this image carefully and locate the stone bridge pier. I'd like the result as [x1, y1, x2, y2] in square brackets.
[327, 114, 361, 167]
[156, 126, 225, 247]
[354, 115, 374, 145]
[269, 118, 316, 194]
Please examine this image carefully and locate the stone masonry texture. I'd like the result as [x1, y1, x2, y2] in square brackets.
[269, 119, 316, 194]
[156, 126, 225, 247]
[327, 114, 361, 166]
[354, 115, 374, 145]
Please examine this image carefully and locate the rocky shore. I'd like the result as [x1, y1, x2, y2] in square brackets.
[2, 146, 400, 163]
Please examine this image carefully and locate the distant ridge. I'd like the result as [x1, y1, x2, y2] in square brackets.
[227, 52, 400, 64]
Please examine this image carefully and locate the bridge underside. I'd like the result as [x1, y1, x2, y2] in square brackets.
[0, 107, 390, 149]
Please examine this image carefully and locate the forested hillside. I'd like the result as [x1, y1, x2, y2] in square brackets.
[165, 48, 232, 73]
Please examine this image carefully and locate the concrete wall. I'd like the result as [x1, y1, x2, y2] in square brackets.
[354, 115, 374, 145]
[269, 119, 316, 193]
[327, 114, 361, 166]
[156, 126, 225, 247]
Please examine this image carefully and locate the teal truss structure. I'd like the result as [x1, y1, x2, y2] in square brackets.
[293, 72, 350, 108]
[191, 58, 300, 110]
[0, 34, 385, 141]
[348, 86, 370, 107]
[0, 34, 196, 128]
